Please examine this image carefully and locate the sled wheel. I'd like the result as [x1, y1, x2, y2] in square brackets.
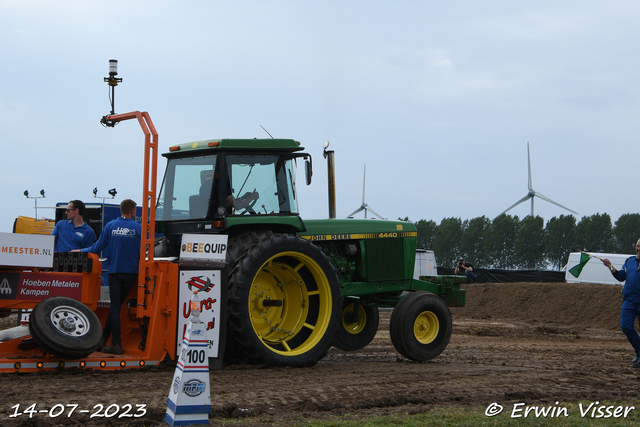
[389, 292, 452, 362]
[227, 232, 341, 367]
[29, 297, 102, 359]
[333, 299, 379, 351]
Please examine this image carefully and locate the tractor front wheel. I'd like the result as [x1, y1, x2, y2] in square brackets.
[389, 292, 452, 362]
[333, 299, 379, 351]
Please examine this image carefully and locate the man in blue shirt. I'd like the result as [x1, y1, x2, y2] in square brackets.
[51, 200, 95, 252]
[603, 238, 640, 368]
[78, 199, 141, 355]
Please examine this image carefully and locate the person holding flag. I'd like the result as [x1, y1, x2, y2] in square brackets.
[602, 238, 640, 368]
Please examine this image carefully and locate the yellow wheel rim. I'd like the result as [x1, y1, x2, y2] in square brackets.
[249, 251, 333, 356]
[413, 310, 439, 344]
[341, 303, 367, 335]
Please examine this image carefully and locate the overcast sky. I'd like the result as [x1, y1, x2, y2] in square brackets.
[1, 1, 638, 233]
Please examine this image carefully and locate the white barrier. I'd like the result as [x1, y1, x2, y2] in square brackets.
[165, 292, 211, 426]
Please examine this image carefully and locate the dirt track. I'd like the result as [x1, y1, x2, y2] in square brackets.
[1, 282, 638, 426]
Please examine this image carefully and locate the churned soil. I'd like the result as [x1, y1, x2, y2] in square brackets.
[1, 282, 638, 426]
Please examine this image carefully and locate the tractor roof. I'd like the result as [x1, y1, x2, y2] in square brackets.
[164, 138, 305, 156]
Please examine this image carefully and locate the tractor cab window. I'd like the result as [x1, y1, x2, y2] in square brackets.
[157, 155, 218, 220]
[226, 155, 299, 215]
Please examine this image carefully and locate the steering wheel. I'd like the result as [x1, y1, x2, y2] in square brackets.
[237, 194, 258, 215]
[243, 197, 258, 214]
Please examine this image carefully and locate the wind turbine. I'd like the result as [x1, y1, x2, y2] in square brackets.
[499, 142, 578, 218]
[348, 165, 385, 219]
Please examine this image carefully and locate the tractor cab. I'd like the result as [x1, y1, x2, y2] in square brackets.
[155, 139, 312, 252]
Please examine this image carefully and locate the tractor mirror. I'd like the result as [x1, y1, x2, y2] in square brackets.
[305, 158, 312, 185]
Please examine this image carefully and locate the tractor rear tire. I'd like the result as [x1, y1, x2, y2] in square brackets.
[226, 232, 342, 367]
[29, 297, 102, 359]
[333, 299, 379, 351]
[389, 292, 452, 362]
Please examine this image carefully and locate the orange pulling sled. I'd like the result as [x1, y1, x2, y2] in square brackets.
[0, 112, 180, 372]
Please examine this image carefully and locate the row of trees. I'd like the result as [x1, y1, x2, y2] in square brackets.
[405, 213, 640, 271]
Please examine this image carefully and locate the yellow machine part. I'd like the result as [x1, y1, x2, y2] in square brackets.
[13, 216, 55, 235]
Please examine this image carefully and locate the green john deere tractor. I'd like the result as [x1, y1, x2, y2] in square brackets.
[155, 138, 466, 367]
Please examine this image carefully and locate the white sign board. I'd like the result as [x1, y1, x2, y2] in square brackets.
[179, 234, 227, 264]
[178, 270, 223, 359]
[0, 232, 54, 268]
[177, 234, 228, 360]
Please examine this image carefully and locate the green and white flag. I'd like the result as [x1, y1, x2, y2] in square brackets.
[569, 252, 591, 278]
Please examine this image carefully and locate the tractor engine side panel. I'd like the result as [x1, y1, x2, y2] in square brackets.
[301, 219, 418, 299]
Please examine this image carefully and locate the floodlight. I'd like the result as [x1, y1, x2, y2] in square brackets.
[102, 59, 123, 125]
[109, 59, 118, 77]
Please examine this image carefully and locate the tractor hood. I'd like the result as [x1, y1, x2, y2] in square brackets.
[300, 219, 417, 241]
